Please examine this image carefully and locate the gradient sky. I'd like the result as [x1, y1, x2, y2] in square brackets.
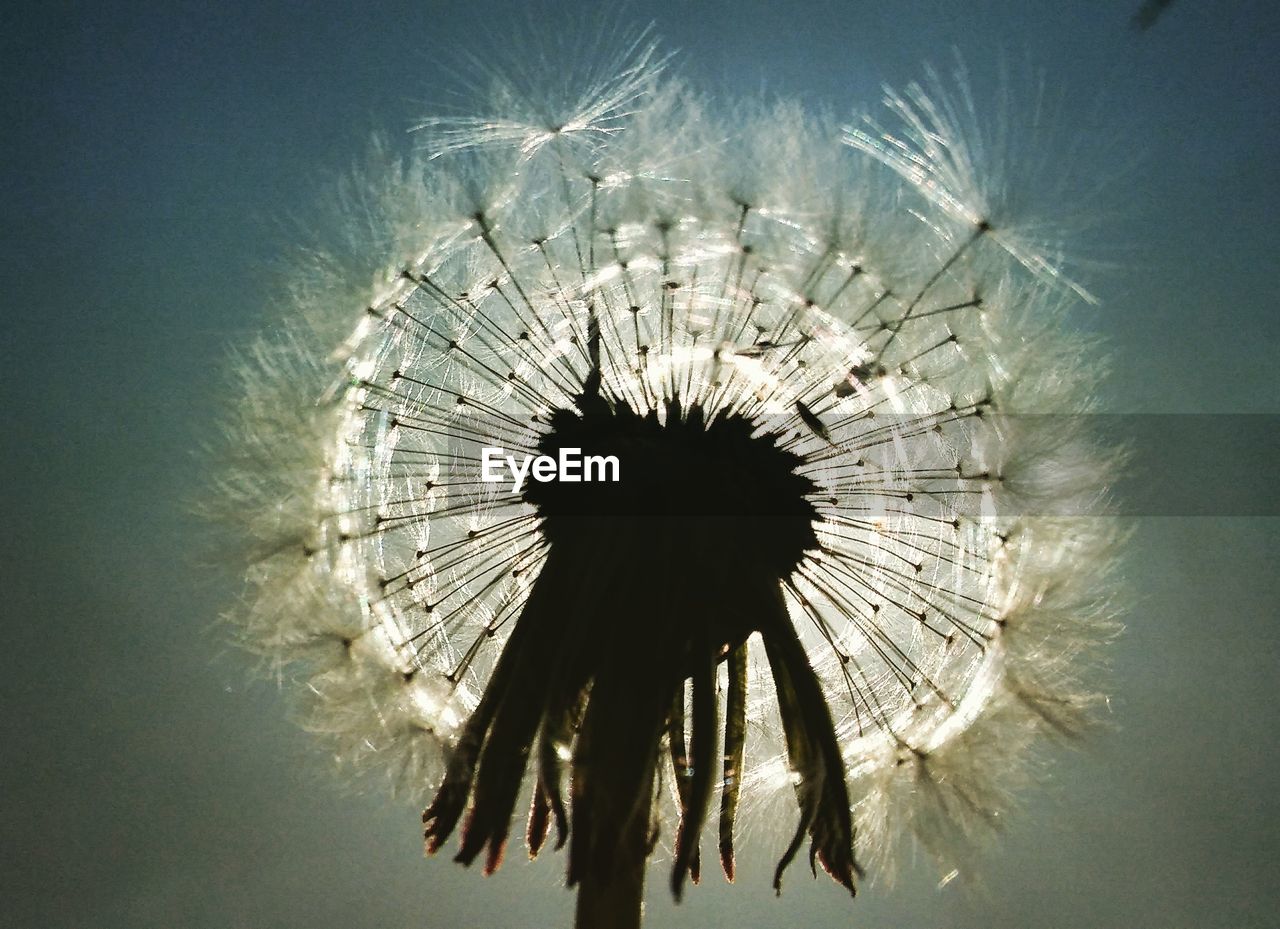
[3, 1, 1278, 927]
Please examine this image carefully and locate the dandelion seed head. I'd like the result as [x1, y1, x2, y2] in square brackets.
[218, 33, 1120, 910]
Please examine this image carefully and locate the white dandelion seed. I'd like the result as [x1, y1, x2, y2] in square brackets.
[216, 34, 1121, 929]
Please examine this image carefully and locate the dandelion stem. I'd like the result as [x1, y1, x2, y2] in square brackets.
[572, 818, 649, 929]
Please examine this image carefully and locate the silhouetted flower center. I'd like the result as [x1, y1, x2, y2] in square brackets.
[527, 393, 821, 582]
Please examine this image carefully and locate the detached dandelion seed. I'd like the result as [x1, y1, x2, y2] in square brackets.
[218, 33, 1120, 929]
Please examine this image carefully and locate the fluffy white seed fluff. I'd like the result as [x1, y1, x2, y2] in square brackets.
[215, 39, 1121, 888]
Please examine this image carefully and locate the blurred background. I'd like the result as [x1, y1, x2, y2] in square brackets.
[2, 1, 1277, 927]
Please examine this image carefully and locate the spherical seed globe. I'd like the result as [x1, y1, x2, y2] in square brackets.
[218, 37, 1121, 929]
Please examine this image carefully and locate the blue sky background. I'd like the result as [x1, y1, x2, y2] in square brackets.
[3, 1, 1277, 927]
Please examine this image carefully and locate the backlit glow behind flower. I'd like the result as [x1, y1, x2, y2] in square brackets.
[219, 35, 1120, 928]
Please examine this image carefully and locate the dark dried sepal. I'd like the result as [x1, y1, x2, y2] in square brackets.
[670, 640, 717, 900]
[527, 781, 552, 859]
[718, 640, 748, 882]
[422, 642, 517, 855]
[759, 583, 860, 896]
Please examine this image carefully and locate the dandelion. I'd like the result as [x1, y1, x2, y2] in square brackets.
[218, 33, 1120, 929]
